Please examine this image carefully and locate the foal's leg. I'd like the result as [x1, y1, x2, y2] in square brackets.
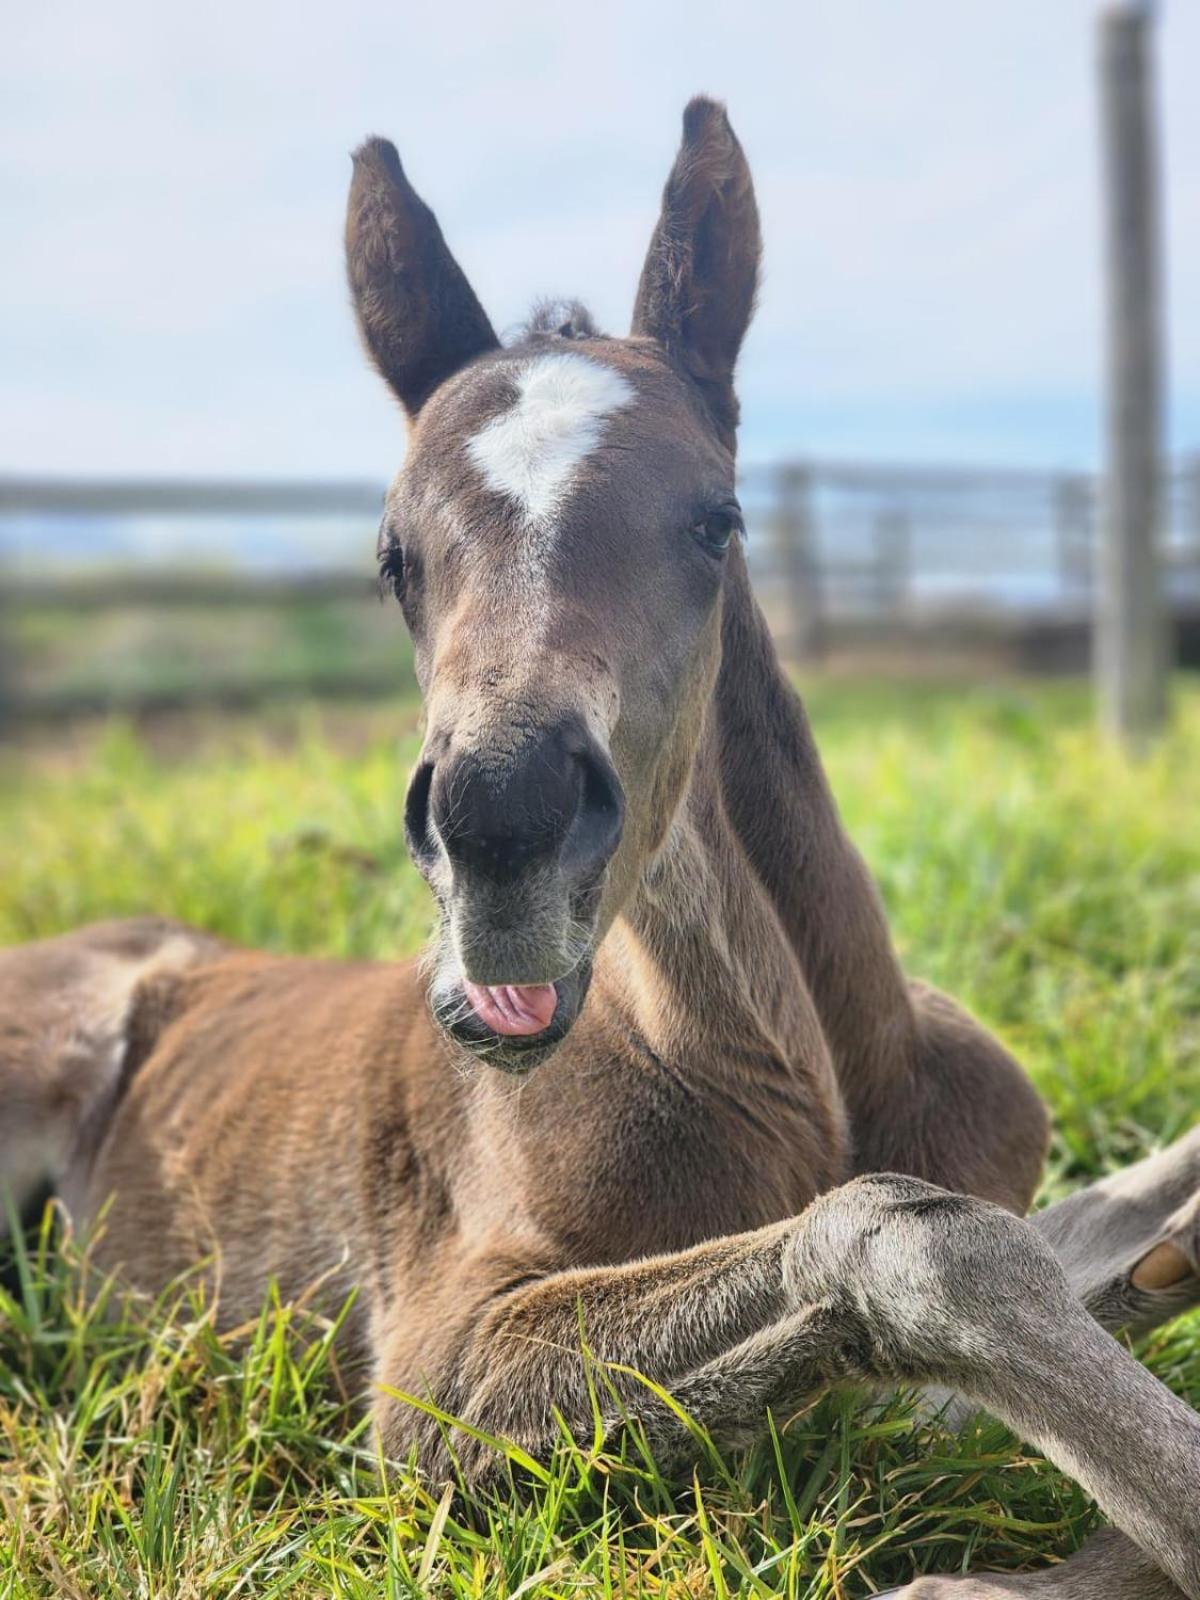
[849, 982, 1051, 1215]
[875, 1529, 1188, 1599]
[922, 1126, 1200, 1424]
[0, 919, 220, 1228]
[377, 1174, 1200, 1598]
[1032, 1125, 1200, 1336]
[882, 1132, 1200, 1596]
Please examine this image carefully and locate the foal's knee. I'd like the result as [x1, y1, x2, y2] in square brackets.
[784, 1173, 1075, 1382]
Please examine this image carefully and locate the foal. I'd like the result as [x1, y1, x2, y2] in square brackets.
[2, 100, 1199, 1599]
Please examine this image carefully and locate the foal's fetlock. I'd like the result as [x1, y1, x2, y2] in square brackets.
[784, 1174, 1075, 1381]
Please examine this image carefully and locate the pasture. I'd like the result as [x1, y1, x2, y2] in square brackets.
[1, 677, 1198, 1598]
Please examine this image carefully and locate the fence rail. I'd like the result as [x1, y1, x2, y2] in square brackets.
[2, 459, 1199, 721]
[0, 477, 384, 517]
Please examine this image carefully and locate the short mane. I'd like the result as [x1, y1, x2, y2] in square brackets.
[513, 298, 602, 343]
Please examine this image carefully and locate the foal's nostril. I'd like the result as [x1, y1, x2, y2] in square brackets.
[404, 760, 437, 867]
[561, 748, 625, 884]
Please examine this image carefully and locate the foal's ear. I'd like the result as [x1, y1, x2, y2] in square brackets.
[346, 138, 499, 416]
[631, 98, 761, 440]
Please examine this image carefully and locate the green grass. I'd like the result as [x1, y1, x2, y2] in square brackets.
[1, 677, 1198, 1597]
[12, 593, 414, 715]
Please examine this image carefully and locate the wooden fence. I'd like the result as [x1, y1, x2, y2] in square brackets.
[738, 457, 1199, 668]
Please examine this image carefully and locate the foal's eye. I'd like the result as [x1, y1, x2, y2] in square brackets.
[378, 539, 406, 603]
[691, 506, 742, 556]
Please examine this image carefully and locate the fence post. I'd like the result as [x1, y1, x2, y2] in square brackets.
[873, 506, 912, 617]
[1095, 2, 1168, 744]
[0, 573, 12, 736]
[771, 466, 824, 664]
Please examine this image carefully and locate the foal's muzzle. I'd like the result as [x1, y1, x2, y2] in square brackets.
[407, 716, 624, 893]
[406, 716, 624, 1067]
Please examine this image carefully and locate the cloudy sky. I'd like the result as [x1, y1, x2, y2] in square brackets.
[3, 0, 1198, 479]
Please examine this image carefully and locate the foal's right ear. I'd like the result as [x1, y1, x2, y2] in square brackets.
[346, 138, 499, 417]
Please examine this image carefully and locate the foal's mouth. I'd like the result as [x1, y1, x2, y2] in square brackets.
[429, 957, 594, 1071]
[408, 722, 620, 1072]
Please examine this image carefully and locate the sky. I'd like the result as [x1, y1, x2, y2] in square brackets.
[3, 0, 1198, 481]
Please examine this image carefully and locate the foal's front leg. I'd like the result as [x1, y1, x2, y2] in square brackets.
[789, 1177, 1200, 1599]
[877, 1131, 1200, 1596]
[923, 1126, 1200, 1431]
[377, 1175, 1200, 1598]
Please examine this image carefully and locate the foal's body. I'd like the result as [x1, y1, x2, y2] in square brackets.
[4, 101, 1199, 1598]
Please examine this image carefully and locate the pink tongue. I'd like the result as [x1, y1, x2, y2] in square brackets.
[463, 980, 558, 1037]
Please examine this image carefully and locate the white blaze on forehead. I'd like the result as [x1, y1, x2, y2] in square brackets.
[466, 352, 635, 526]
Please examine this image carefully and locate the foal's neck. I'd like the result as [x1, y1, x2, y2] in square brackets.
[617, 558, 916, 1107]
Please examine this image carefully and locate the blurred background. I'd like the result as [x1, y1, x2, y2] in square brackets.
[1, 0, 1197, 727]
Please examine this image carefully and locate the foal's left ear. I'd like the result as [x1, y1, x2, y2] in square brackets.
[346, 137, 499, 416]
[631, 98, 761, 441]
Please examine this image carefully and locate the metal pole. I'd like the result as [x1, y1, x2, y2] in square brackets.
[1096, 2, 1168, 743]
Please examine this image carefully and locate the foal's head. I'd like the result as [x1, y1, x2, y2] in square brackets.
[347, 98, 760, 1070]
